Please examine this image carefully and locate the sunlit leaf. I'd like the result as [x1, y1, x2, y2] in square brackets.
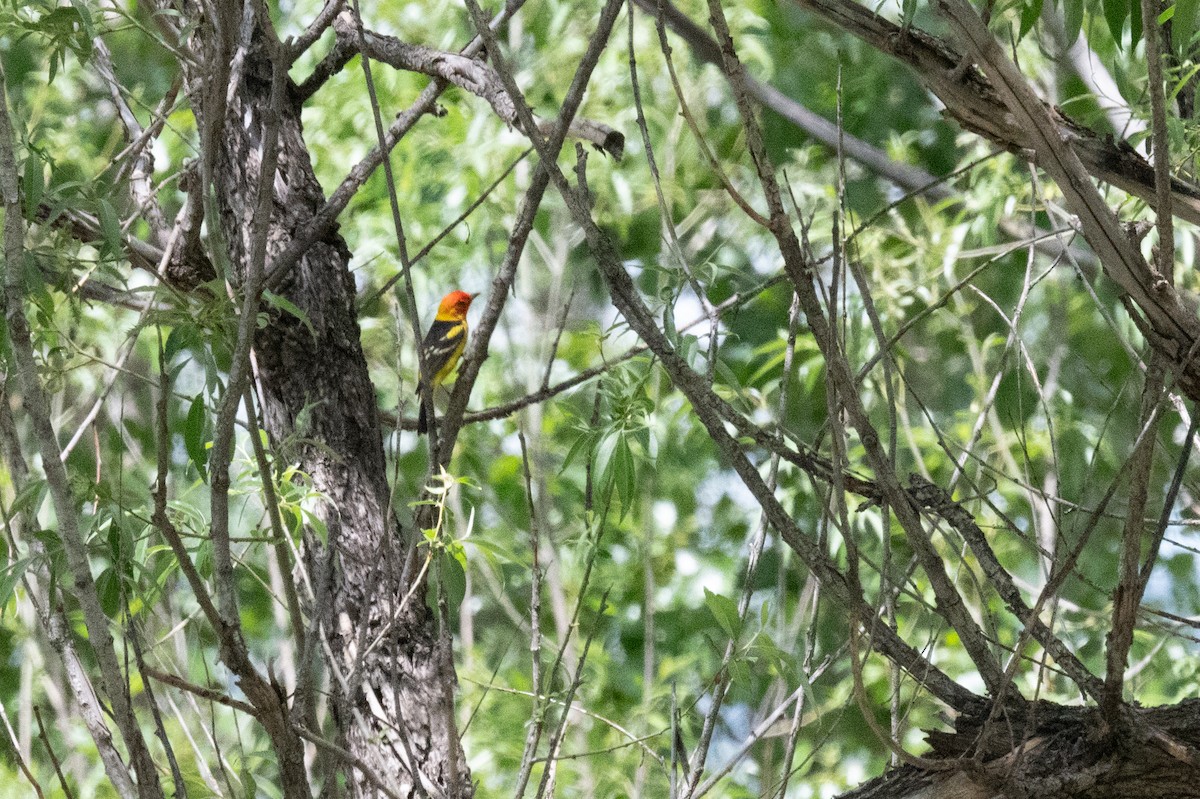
[705, 588, 742, 640]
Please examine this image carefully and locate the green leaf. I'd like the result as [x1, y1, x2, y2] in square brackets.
[1131, 0, 1143, 46]
[240, 766, 257, 799]
[594, 431, 618, 492]
[428, 552, 466, 617]
[747, 340, 787, 386]
[1171, 63, 1200, 103]
[164, 323, 200, 363]
[1063, 0, 1084, 43]
[96, 198, 122, 258]
[7, 478, 48, 522]
[704, 588, 742, 640]
[0, 557, 34, 616]
[67, 0, 95, 41]
[301, 508, 328, 544]
[185, 393, 209, 480]
[23, 156, 43, 219]
[749, 631, 793, 680]
[1019, 0, 1044, 38]
[561, 430, 594, 474]
[107, 513, 121, 563]
[1173, 0, 1199, 50]
[194, 538, 214, 578]
[466, 536, 521, 568]
[1105, 0, 1129, 47]
[615, 438, 636, 516]
[96, 567, 121, 618]
[262, 290, 316, 340]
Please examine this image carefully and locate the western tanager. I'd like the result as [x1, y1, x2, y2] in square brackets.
[416, 289, 478, 434]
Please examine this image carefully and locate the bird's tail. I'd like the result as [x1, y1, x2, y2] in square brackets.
[416, 382, 430, 434]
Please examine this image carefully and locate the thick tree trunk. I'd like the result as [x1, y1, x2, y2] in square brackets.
[177, 4, 470, 795]
[842, 700, 1200, 799]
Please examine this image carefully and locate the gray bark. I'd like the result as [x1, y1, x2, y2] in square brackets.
[174, 3, 470, 795]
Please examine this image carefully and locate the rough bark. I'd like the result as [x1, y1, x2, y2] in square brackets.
[174, 3, 469, 795]
[841, 700, 1200, 799]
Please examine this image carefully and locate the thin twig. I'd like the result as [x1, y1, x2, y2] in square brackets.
[490, 45, 984, 720]
[289, 0, 347, 61]
[1141, 0, 1175, 276]
[346, 0, 435, 458]
[359, 147, 533, 312]
[292, 724, 407, 799]
[512, 429, 546, 796]
[141, 666, 258, 717]
[31, 708, 65, 799]
[647, 0, 769, 227]
[532, 589, 613, 799]
[266, 0, 530, 290]
[441, 0, 626, 463]
[0, 703, 44, 799]
[627, 0, 719, 370]
[706, 0, 1006, 695]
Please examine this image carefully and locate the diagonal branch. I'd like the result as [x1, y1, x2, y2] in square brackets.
[463, 0, 984, 714]
[792, 0, 1200, 228]
[641, 0, 1095, 268]
[634, 0, 949, 199]
[1104, 367, 1166, 724]
[701, 0, 1008, 698]
[335, 11, 516, 123]
[333, 12, 625, 157]
[440, 0, 627, 464]
[266, 0, 529, 290]
[909, 474, 1104, 699]
[0, 393, 140, 799]
[936, 0, 1200, 399]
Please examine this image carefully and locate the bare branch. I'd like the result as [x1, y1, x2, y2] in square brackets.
[794, 0, 1200, 228]
[459, 0, 981, 712]
[92, 36, 168, 235]
[441, 0, 627, 462]
[265, 0, 528, 290]
[702, 0, 1007, 696]
[141, 667, 258, 718]
[337, 11, 517, 124]
[289, 0, 347, 61]
[636, 0, 948, 199]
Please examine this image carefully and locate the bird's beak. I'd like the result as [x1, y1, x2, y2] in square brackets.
[470, 292, 481, 301]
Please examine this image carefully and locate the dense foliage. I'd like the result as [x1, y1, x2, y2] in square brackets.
[3, 0, 1200, 796]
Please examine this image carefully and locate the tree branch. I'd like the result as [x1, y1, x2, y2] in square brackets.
[460, 0, 982, 713]
[937, 0, 1200, 398]
[702, 0, 1008, 697]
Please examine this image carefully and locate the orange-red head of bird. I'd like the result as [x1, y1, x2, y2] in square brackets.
[436, 290, 478, 320]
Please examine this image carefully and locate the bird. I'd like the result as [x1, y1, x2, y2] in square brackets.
[416, 289, 478, 435]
